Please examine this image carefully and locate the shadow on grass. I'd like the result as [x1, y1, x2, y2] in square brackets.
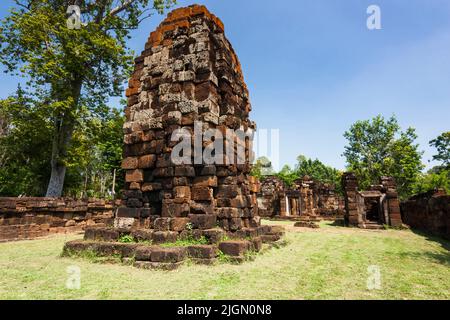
[396, 249, 450, 266]
[409, 228, 450, 251]
[395, 228, 450, 266]
[328, 219, 346, 228]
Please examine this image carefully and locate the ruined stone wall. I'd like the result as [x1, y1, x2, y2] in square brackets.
[257, 176, 343, 218]
[0, 198, 115, 242]
[401, 190, 449, 239]
[316, 184, 344, 217]
[257, 176, 286, 217]
[342, 173, 403, 228]
[119, 5, 259, 232]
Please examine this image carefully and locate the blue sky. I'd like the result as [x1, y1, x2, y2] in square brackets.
[1, 0, 449, 171]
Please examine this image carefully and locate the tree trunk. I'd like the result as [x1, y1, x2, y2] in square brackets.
[46, 164, 67, 197]
[45, 79, 82, 197]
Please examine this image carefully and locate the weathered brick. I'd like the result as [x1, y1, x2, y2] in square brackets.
[187, 245, 218, 259]
[191, 187, 213, 201]
[170, 217, 190, 231]
[188, 214, 217, 230]
[151, 247, 186, 262]
[218, 240, 250, 257]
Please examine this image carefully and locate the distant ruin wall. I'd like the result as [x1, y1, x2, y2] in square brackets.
[257, 176, 344, 218]
[401, 191, 449, 240]
[0, 198, 116, 242]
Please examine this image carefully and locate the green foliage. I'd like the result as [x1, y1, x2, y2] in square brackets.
[0, 88, 52, 196]
[64, 107, 125, 198]
[412, 168, 449, 195]
[276, 165, 298, 187]
[343, 115, 424, 199]
[250, 156, 275, 179]
[272, 156, 342, 192]
[160, 236, 209, 247]
[0, 0, 176, 196]
[430, 132, 450, 168]
[295, 155, 343, 193]
[0, 89, 125, 197]
[118, 234, 135, 243]
[217, 250, 232, 263]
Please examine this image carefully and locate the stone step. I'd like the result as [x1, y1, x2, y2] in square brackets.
[364, 222, 384, 230]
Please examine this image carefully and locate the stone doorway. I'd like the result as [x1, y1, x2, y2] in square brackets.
[364, 196, 381, 223]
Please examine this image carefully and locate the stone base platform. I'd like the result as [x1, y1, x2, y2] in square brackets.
[62, 225, 285, 270]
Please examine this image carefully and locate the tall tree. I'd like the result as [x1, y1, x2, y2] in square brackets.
[343, 115, 424, 199]
[429, 131, 450, 168]
[0, 88, 125, 197]
[0, 0, 176, 196]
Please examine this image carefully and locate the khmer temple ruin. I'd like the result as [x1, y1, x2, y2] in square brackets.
[63, 5, 284, 269]
[342, 173, 403, 229]
[257, 175, 344, 222]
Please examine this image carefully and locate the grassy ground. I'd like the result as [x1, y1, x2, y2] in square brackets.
[0, 220, 449, 300]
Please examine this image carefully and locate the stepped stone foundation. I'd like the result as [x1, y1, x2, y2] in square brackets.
[0, 198, 115, 242]
[63, 5, 284, 269]
[342, 173, 403, 229]
[401, 190, 449, 239]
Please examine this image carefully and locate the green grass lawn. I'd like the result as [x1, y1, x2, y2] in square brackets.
[0, 220, 449, 300]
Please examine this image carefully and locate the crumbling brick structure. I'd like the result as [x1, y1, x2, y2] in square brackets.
[118, 5, 260, 232]
[257, 175, 343, 219]
[342, 173, 403, 229]
[64, 5, 285, 269]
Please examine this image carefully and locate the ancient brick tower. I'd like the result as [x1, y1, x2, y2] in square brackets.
[119, 5, 260, 232]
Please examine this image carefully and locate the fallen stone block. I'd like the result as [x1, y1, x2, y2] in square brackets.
[294, 221, 320, 229]
[260, 234, 281, 243]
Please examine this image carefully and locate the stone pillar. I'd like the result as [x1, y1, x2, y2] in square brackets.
[279, 195, 287, 217]
[342, 172, 362, 226]
[380, 176, 403, 227]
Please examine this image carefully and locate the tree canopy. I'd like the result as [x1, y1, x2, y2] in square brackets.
[0, 87, 125, 197]
[343, 115, 424, 199]
[429, 131, 450, 169]
[0, 0, 175, 196]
